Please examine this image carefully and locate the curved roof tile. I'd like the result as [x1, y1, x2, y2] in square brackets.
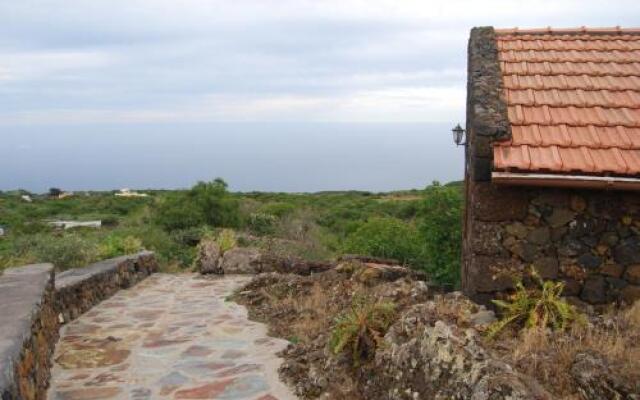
[493, 28, 640, 177]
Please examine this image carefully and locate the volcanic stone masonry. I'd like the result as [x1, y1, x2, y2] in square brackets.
[0, 252, 158, 400]
[462, 27, 640, 306]
[0, 264, 58, 400]
[464, 184, 640, 306]
[56, 251, 158, 323]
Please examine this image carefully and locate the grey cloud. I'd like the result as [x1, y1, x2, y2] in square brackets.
[1, 0, 639, 122]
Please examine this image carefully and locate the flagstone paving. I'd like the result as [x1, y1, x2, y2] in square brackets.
[47, 273, 297, 400]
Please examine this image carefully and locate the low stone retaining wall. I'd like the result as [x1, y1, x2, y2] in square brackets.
[0, 264, 58, 400]
[197, 244, 335, 275]
[0, 251, 158, 399]
[56, 251, 157, 323]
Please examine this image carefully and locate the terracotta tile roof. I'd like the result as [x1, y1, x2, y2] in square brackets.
[492, 27, 640, 177]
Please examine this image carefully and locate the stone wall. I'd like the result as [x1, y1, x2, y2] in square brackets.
[464, 184, 640, 306]
[462, 26, 640, 306]
[197, 244, 334, 276]
[0, 252, 158, 399]
[0, 264, 58, 400]
[56, 251, 158, 323]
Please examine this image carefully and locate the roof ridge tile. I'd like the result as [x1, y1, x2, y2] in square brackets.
[495, 27, 640, 35]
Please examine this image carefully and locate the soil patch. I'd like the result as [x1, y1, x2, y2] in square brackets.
[231, 259, 435, 399]
[233, 259, 640, 399]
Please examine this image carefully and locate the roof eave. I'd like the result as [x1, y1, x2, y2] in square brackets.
[492, 171, 640, 191]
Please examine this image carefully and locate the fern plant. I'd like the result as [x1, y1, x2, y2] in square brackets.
[487, 268, 583, 338]
[329, 295, 396, 366]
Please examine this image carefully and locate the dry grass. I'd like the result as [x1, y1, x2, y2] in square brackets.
[625, 299, 640, 327]
[497, 301, 640, 398]
[290, 283, 335, 341]
[257, 281, 353, 343]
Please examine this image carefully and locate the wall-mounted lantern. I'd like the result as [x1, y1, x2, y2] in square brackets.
[451, 124, 467, 146]
[452, 123, 466, 146]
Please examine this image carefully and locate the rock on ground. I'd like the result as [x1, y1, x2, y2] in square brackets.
[364, 294, 551, 400]
[220, 247, 263, 274]
[196, 240, 222, 274]
[571, 352, 639, 400]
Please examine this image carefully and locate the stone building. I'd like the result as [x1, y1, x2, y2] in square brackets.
[462, 27, 640, 306]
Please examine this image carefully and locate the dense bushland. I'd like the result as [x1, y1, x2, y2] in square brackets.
[155, 178, 240, 230]
[0, 180, 464, 284]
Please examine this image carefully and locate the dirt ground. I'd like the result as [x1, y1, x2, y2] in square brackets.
[231, 259, 435, 399]
[232, 260, 640, 399]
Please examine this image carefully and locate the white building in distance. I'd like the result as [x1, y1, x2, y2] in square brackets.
[115, 188, 148, 198]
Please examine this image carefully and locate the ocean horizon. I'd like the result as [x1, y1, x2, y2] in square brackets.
[1, 122, 463, 193]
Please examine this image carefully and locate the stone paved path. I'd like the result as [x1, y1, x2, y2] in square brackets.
[47, 274, 297, 400]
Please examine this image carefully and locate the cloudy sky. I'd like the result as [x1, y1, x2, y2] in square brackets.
[1, 1, 638, 191]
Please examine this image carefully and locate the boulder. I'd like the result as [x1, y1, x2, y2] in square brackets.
[571, 352, 639, 400]
[196, 240, 222, 274]
[352, 262, 426, 285]
[367, 298, 551, 400]
[220, 247, 262, 274]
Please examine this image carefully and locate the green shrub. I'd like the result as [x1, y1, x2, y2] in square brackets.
[17, 234, 99, 270]
[343, 217, 422, 265]
[418, 181, 462, 287]
[125, 226, 195, 267]
[190, 179, 240, 227]
[260, 202, 295, 218]
[0, 254, 37, 272]
[101, 215, 119, 227]
[154, 193, 205, 231]
[13, 221, 52, 235]
[487, 269, 584, 338]
[98, 234, 144, 259]
[154, 178, 240, 231]
[171, 226, 207, 246]
[330, 295, 396, 366]
[217, 229, 237, 254]
[248, 212, 277, 235]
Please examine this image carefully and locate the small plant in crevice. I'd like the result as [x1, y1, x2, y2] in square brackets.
[487, 268, 584, 339]
[329, 294, 396, 366]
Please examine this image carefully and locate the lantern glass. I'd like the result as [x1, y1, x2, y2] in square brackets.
[451, 124, 465, 146]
